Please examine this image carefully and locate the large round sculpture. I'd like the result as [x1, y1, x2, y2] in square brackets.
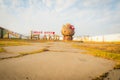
[61, 23, 75, 40]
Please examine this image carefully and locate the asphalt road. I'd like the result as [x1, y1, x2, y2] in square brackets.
[0, 42, 115, 80]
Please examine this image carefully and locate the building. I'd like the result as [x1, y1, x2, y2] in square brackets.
[0, 26, 28, 39]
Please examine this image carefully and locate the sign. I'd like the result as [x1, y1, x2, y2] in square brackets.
[32, 31, 42, 35]
[32, 31, 55, 35]
[44, 32, 55, 34]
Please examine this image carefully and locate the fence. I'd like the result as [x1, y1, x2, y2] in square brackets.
[73, 33, 120, 42]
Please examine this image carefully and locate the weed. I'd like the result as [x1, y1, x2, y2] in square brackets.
[20, 48, 49, 55]
[0, 48, 49, 61]
[0, 47, 6, 53]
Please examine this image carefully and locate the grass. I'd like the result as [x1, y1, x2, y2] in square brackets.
[0, 48, 49, 61]
[0, 40, 30, 46]
[0, 47, 6, 53]
[72, 42, 120, 69]
[19, 48, 49, 55]
[0, 39, 54, 47]
[92, 72, 109, 80]
[73, 42, 120, 80]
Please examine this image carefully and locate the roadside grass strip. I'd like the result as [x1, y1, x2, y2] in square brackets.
[0, 41, 30, 46]
[72, 44, 120, 69]
[73, 43, 120, 80]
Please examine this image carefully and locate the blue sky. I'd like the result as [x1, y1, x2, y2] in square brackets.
[0, 0, 120, 36]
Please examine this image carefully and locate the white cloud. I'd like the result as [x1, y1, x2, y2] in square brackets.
[0, 0, 5, 8]
[44, 0, 53, 7]
[83, 0, 112, 7]
[0, 9, 23, 32]
[116, 2, 120, 10]
[55, 0, 76, 12]
[0, 0, 120, 36]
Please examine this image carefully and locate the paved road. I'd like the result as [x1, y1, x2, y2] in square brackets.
[0, 42, 115, 80]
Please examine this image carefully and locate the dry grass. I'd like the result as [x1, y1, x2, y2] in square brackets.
[0, 40, 30, 46]
[83, 43, 120, 54]
[0, 48, 49, 60]
[19, 48, 49, 55]
[0, 47, 6, 53]
[0, 39, 53, 47]
[72, 42, 120, 69]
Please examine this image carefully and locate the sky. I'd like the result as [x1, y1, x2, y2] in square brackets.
[0, 0, 120, 36]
